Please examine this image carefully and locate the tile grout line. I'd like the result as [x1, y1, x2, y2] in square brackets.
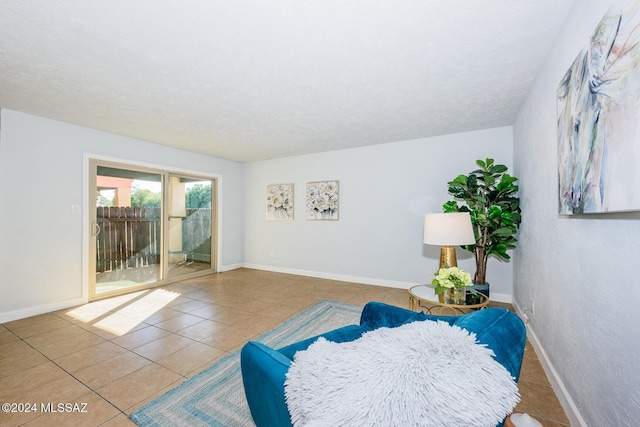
[2, 320, 191, 426]
[40, 310, 244, 419]
[2, 271, 570, 426]
[7, 327, 138, 425]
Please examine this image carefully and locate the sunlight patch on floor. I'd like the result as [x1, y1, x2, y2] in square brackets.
[64, 288, 181, 336]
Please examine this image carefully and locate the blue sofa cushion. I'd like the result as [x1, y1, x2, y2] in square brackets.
[277, 324, 368, 360]
[241, 341, 293, 426]
[453, 307, 527, 380]
[359, 301, 431, 328]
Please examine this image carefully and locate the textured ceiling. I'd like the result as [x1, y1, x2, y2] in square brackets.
[0, 1, 575, 162]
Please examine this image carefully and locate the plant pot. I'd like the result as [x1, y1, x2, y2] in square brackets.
[472, 282, 489, 298]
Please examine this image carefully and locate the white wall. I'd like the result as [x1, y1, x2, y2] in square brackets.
[513, 1, 640, 425]
[0, 109, 244, 323]
[244, 127, 515, 301]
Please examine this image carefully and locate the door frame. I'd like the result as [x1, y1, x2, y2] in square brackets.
[83, 154, 221, 302]
[166, 172, 218, 281]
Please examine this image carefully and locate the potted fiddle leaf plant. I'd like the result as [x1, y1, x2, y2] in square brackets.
[442, 158, 521, 296]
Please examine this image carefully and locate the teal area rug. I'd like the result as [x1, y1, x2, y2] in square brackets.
[130, 300, 363, 426]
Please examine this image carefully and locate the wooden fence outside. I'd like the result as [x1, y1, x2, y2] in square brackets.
[96, 206, 211, 273]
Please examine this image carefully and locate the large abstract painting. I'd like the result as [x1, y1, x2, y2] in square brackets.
[558, 0, 640, 214]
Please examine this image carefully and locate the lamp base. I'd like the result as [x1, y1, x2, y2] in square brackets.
[439, 246, 458, 269]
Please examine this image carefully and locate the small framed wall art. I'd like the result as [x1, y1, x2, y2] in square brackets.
[266, 183, 294, 220]
[306, 180, 339, 220]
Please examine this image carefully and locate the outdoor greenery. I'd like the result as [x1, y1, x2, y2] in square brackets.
[100, 183, 211, 209]
[131, 187, 161, 208]
[442, 158, 521, 285]
[185, 184, 212, 209]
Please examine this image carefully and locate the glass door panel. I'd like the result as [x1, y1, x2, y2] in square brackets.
[94, 165, 163, 295]
[168, 176, 213, 279]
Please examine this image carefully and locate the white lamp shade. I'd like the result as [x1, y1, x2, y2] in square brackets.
[423, 212, 475, 246]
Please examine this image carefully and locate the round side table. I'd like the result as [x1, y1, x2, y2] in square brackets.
[408, 284, 489, 315]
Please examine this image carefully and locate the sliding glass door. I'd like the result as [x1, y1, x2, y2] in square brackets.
[89, 160, 216, 300]
[167, 175, 213, 279]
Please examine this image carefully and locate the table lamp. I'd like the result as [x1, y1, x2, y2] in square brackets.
[423, 212, 475, 268]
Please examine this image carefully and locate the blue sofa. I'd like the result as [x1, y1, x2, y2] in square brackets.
[240, 301, 526, 427]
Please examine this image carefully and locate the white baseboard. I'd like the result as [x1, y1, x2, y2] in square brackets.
[512, 301, 587, 427]
[0, 297, 86, 324]
[241, 263, 513, 304]
[0, 265, 511, 323]
[488, 292, 512, 304]
[218, 263, 244, 272]
[242, 263, 413, 289]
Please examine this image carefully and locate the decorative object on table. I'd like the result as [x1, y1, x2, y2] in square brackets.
[432, 266, 472, 305]
[306, 180, 339, 220]
[443, 158, 521, 296]
[558, 1, 640, 214]
[266, 183, 294, 220]
[130, 300, 362, 427]
[423, 212, 476, 269]
[408, 284, 489, 315]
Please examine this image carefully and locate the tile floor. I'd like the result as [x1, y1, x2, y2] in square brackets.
[0, 268, 570, 426]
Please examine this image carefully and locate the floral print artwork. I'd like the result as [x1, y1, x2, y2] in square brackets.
[266, 184, 294, 220]
[306, 181, 339, 220]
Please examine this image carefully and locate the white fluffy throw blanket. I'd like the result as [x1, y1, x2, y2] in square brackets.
[284, 320, 519, 427]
